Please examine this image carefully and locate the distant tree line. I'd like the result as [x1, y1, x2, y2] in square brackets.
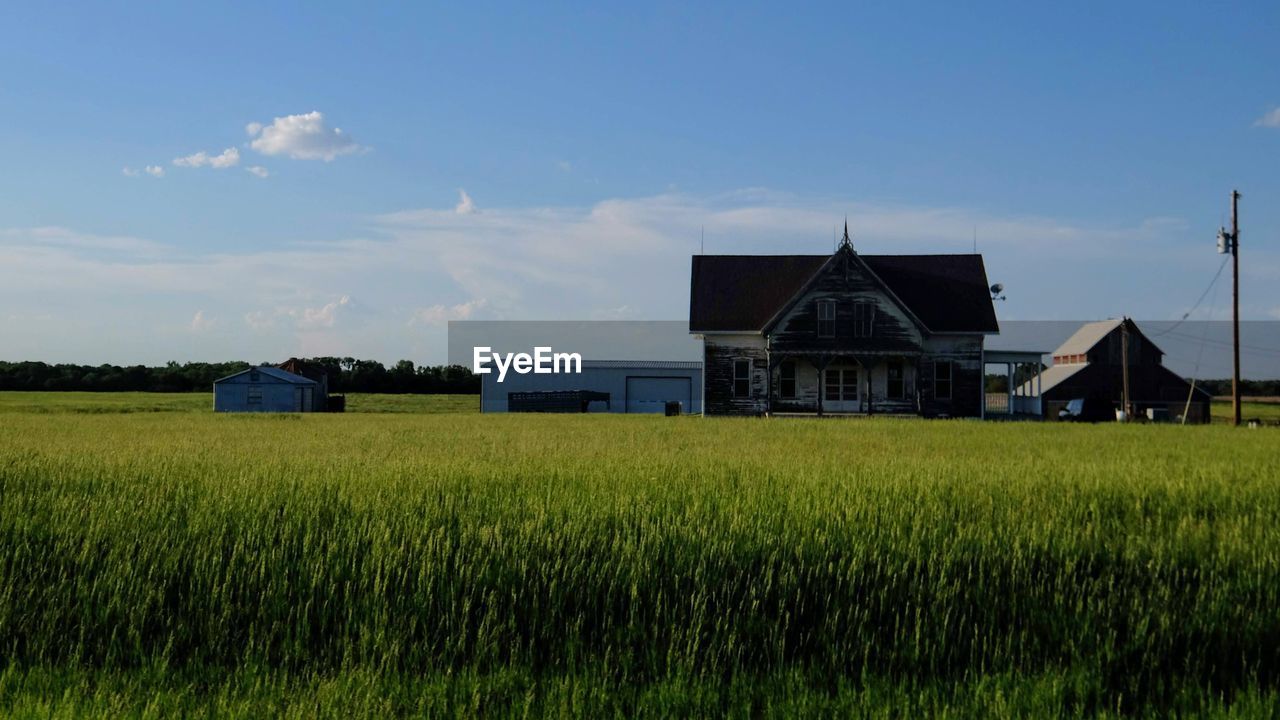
[0, 359, 479, 394]
[294, 357, 478, 394]
[1193, 378, 1280, 397]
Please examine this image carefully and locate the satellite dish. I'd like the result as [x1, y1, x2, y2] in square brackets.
[990, 283, 1004, 295]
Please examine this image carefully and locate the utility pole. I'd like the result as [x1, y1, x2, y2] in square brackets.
[1231, 190, 1241, 427]
[1216, 190, 1242, 426]
[1121, 318, 1130, 421]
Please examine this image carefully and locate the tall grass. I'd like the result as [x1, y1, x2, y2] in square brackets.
[1, 409, 1278, 715]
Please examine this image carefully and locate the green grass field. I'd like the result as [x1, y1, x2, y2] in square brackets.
[1212, 398, 1280, 424]
[1, 393, 1278, 717]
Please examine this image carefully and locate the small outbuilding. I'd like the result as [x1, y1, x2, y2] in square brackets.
[213, 366, 319, 413]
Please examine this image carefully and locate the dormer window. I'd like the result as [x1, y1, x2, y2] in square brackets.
[817, 300, 836, 337]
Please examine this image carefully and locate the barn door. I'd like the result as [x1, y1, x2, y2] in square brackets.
[294, 387, 303, 412]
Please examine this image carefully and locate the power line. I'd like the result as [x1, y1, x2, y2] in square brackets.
[1158, 329, 1280, 356]
[1147, 255, 1230, 338]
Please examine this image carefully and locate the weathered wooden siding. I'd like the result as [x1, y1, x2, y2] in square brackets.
[703, 332, 985, 418]
[768, 359, 918, 414]
[917, 336, 984, 418]
[768, 359, 822, 414]
[697, 247, 991, 419]
[769, 251, 923, 355]
[703, 334, 768, 416]
[866, 362, 918, 414]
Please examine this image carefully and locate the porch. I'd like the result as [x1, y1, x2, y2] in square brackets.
[764, 352, 922, 416]
[983, 350, 1047, 420]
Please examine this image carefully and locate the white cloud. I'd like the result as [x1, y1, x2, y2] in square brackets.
[243, 296, 356, 332]
[557, 160, 573, 172]
[1254, 107, 1280, 128]
[190, 310, 213, 332]
[174, 147, 240, 169]
[0, 226, 169, 255]
[409, 299, 487, 326]
[246, 111, 363, 161]
[455, 189, 477, 215]
[4, 191, 1280, 365]
[244, 309, 276, 331]
[298, 295, 349, 328]
[245, 166, 269, 178]
[295, 295, 352, 329]
[123, 166, 165, 178]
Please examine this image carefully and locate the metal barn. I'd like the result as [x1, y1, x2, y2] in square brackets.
[479, 360, 703, 414]
[213, 366, 319, 413]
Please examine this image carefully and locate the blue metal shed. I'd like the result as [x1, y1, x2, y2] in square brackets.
[480, 360, 702, 414]
[213, 366, 319, 413]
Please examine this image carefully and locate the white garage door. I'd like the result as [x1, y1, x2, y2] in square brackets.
[625, 377, 691, 414]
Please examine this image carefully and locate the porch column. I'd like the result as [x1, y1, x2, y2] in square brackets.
[865, 360, 873, 416]
[765, 350, 773, 417]
[1007, 362, 1014, 416]
[1037, 365, 1043, 417]
[915, 357, 923, 415]
[813, 355, 831, 417]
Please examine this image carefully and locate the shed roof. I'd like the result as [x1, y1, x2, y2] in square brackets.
[1052, 320, 1123, 356]
[1051, 318, 1167, 360]
[1018, 362, 1088, 396]
[689, 253, 998, 334]
[213, 366, 317, 385]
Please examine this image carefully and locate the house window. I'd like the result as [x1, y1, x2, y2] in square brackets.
[817, 300, 835, 338]
[853, 302, 875, 337]
[733, 359, 752, 398]
[249, 370, 260, 382]
[934, 361, 953, 400]
[824, 368, 857, 402]
[779, 361, 796, 399]
[887, 361, 905, 399]
[247, 386, 263, 404]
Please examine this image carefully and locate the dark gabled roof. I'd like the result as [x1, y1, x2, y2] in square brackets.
[861, 254, 999, 334]
[689, 252, 999, 334]
[688, 255, 829, 333]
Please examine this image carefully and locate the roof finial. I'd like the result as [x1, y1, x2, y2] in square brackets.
[838, 217, 853, 250]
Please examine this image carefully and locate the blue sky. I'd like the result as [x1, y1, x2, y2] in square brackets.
[1, 2, 1278, 364]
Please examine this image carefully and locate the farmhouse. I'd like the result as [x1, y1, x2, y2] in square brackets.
[1023, 318, 1212, 423]
[689, 226, 998, 417]
[213, 366, 319, 412]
